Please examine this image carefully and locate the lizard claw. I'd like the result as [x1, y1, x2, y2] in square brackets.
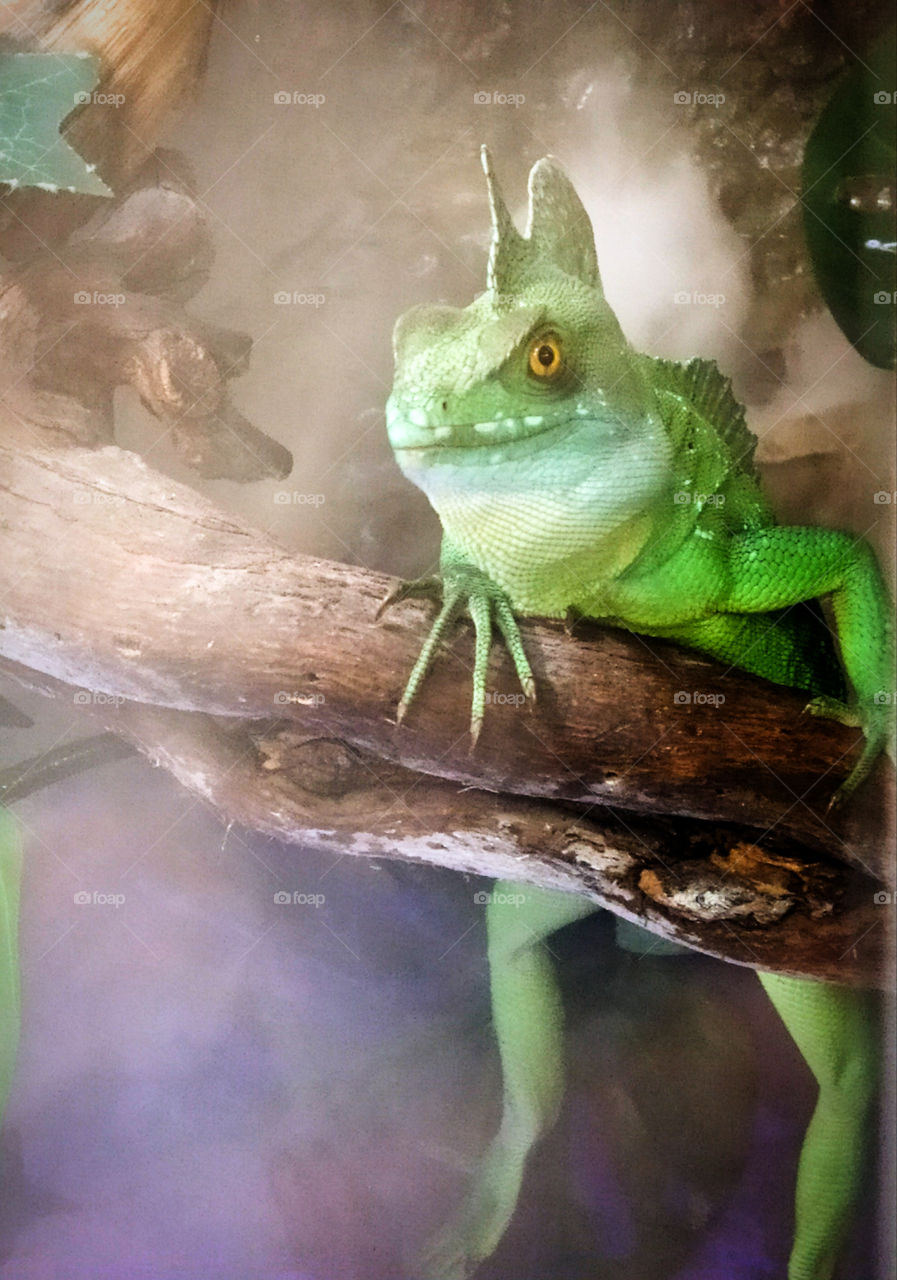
[375, 574, 442, 621]
[388, 557, 536, 742]
[823, 695, 895, 809]
[802, 694, 860, 727]
[825, 787, 846, 815]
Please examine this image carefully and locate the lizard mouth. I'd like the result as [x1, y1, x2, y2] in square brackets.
[387, 406, 588, 453]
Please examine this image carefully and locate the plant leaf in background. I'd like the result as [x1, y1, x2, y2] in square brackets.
[802, 26, 896, 371]
[0, 50, 113, 196]
[0, 808, 22, 1123]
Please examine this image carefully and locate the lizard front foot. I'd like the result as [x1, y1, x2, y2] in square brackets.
[378, 561, 535, 746]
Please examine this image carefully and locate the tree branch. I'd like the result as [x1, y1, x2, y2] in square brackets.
[1, 416, 892, 882]
[0, 660, 887, 987]
[0, 67, 890, 987]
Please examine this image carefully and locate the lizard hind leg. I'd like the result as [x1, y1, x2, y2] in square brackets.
[419, 882, 596, 1280]
[758, 973, 879, 1280]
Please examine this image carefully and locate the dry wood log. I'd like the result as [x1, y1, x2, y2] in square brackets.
[0, 661, 888, 988]
[0, 170, 292, 479]
[1, 415, 892, 886]
[0, 4, 891, 987]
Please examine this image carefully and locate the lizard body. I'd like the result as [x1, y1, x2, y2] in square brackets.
[383, 148, 894, 1280]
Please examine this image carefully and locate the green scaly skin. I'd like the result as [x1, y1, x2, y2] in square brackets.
[383, 148, 894, 1279]
[0, 809, 22, 1125]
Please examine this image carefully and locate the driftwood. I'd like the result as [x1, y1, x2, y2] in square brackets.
[0, 228, 891, 988]
[0, 152, 292, 482]
[1, 414, 891, 857]
[0, 661, 889, 989]
[0, 6, 892, 989]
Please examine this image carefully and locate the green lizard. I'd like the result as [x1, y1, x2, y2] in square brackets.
[381, 148, 894, 1280]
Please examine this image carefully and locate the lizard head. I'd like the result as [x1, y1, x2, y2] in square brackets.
[387, 146, 652, 473]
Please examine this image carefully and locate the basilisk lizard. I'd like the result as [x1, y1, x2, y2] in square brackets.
[381, 147, 894, 1280]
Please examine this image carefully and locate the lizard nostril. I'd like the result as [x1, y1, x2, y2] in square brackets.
[441, 401, 448, 412]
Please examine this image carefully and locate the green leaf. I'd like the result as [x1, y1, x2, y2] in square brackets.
[0, 50, 113, 196]
[0, 808, 22, 1121]
[802, 27, 896, 371]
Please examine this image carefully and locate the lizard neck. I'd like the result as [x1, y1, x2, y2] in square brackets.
[399, 418, 674, 615]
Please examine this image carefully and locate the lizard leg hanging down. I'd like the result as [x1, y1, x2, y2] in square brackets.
[420, 886, 596, 1280]
[420, 888, 879, 1280]
[758, 974, 879, 1280]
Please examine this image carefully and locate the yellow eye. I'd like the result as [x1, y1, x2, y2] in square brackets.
[528, 335, 563, 378]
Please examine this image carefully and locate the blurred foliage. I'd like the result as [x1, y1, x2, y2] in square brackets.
[0, 51, 112, 195]
[802, 26, 896, 369]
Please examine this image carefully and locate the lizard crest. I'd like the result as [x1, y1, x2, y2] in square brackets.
[387, 145, 653, 457]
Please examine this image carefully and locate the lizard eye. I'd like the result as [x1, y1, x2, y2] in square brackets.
[528, 334, 563, 379]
